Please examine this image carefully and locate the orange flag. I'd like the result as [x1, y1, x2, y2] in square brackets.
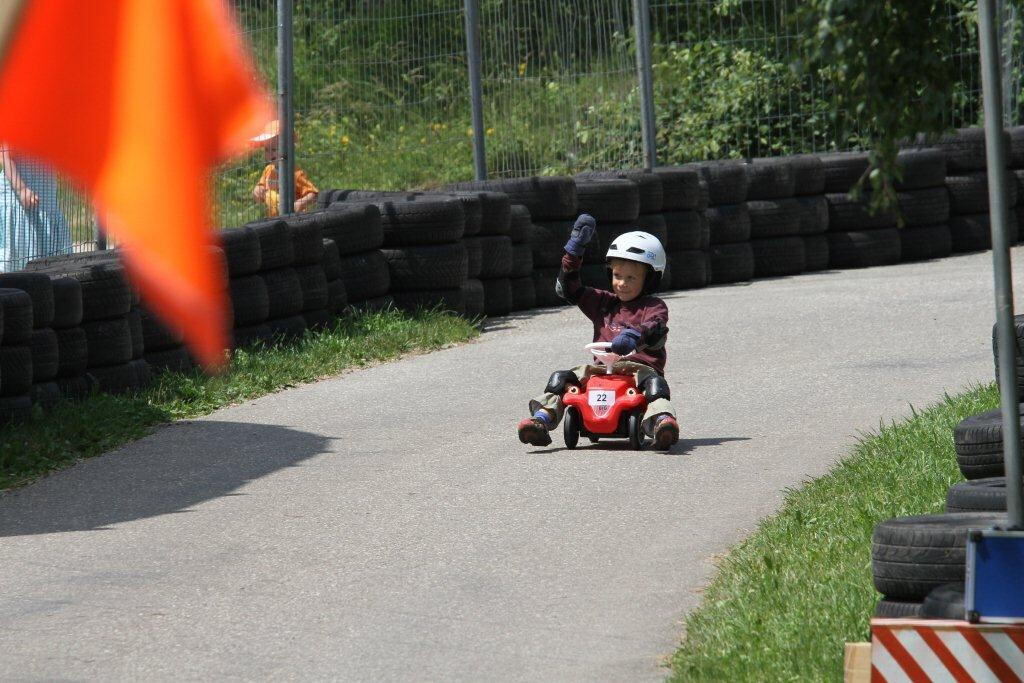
[0, 0, 270, 370]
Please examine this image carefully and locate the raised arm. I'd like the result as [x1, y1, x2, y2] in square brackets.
[0, 147, 38, 209]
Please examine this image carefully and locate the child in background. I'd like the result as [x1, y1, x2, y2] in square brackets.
[251, 119, 318, 217]
[517, 214, 680, 450]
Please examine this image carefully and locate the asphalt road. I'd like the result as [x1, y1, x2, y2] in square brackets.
[0, 250, 1011, 680]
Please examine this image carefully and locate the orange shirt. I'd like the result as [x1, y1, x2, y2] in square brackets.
[257, 163, 318, 217]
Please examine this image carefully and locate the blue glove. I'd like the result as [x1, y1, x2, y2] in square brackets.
[610, 328, 641, 355]
[563, 213, 597, 257]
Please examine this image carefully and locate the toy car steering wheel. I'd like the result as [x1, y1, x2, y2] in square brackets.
[585, 342, 631, 373]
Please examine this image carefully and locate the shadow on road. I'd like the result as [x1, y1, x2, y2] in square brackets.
[523, 435, 749, 456]
[0, 421, 332, 537]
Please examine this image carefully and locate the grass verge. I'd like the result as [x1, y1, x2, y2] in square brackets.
[0, 308, 479, 491]
[668, 382, 1000, 682]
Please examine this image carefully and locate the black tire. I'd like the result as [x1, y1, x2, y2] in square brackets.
[391, 288, 466, 315]
[790, 155, 826, 196]
[820, 152, 870, 193]
[231, 324, 273, 350]
[481, 277, 512, 316]
[946, 477, 1008, 513]
[900, 224, 952, 262]
[697, 180, 710, 210]
[874, 598, 923, 619]
[82, 316, 132, 367]
[751, 236, 806, 277]
[532, 267, 565, 308]
[280, 215, 325, 266]
[131, 358, 152, 389]
[382, 243, 468, 291]
[564, 406, 580, 449]
[993, 315, 1024, 402]
[1010, 126, 1024, 168]
[327, 278, 348, 314]
[803, 235, 830, 272]
[706, 204, 751, 244]
[448, 192, 483, 237]
[827, 229, 901, 268]
[464, 236, 483, 278]
[126, 308, 144, 360]
[744, 158, 796, 200]
[56, 375, 93, 400]
[477, 235, 513, 278]
[139, 307, 181, 352]
[635, 214, 669, 248]
[245, 218, 294, 269]
[448, 191, 511, 236]
[338, 250, 390, 301]
[218, 226, 262, 276]
[265, 314, 308, 342]
[295, 264, 329, 312]
[652, 167, 701, 210]
[796, 196, 829, 235]
[302, 309, 334, 332]
[0, 273, 54, 329]
[897, 187, 951, 227]
[681, 161, 749, 205]
[0, 345, 31, 396]
[921, 583, 965, 620]
[35, 263, 132, 323]
[950, 212, 1018, 253]
[145, 346, 194, 374]
[510, 276, 536, 311]
[0, 394, 33, 424]
[628, 411, 646, 450]
[510, 243, 534, 278]
[229, 275, 270, 326]
[662, 211, 704, 251]
[577, 170, 663, 213]
[30, 381, 62, 410]
[946, 173, 1017, 215]
[446, 176, 577, 220]
[0, 288, 33, 344]
[747, 199, 802, 238]
[826, 193, 897, 231]
[953, 406, 1024, 479]
[352, 197, 465, 247]
[261, 268, 304, 319]
[896, 148, 947, 190]
[574, 178, 640, 222]
[55, 326, 88, 378]
[708, 243, 754, 284]
[50, 276, 83, 329]
[531, 222, 570, 267]
[871, 512, 1005, 599]
[508, 204, 532, 244]
[933, 127, 1007, 173]
[580, 263, 609, 289]
[321, 202, 385, 252]
[462, 278, 485, 318]
[668, 250, 708, 289]
[87, 361, 142, 395]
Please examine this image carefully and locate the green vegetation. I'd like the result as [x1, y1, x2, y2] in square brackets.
[0, 308, 478, 490]
[669, 382, 999, 682]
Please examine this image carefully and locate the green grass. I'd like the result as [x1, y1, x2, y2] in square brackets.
[0, 308, 478, 491]
[668, 383, 1001, 682]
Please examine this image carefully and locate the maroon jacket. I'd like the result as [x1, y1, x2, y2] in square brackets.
[556, 254, 669, 374]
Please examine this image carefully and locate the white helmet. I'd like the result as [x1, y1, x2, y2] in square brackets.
[605, 230, 666, 294]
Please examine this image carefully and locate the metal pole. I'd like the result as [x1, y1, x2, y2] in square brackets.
[979, 0, 1024, 529]
[463, 0, 486, 180]
[276, 0, 295, 215]
[632, 0, 657, 169]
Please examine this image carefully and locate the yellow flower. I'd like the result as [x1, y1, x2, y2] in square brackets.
[518, 62, 527, 76]
[466, 127, 474, 137]
[486, 127, 495, 136]
[340, 135, 350, 146]
[420, 137, 427, 144]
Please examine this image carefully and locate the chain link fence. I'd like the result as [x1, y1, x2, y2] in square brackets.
[1, 0, 1010, 271]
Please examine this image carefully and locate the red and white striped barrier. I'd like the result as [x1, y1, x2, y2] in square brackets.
[871, 619, 1024, 682]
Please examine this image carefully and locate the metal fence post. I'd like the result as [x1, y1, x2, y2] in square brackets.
[464, 0, 486, 180]
[276, 0, 295, 215]
[979, 0, 1024, 529]
[632, 0, 657, 169]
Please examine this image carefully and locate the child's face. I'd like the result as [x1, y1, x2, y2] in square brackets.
[609, 258, 647, 302]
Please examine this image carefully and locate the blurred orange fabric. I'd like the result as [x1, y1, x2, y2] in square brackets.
[0, 0, 269, 369]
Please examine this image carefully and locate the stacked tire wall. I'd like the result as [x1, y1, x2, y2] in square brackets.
[684, 161, 753, 284]
[653, 167, 710, 289]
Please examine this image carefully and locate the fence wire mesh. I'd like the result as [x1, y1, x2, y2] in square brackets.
[0, 0, 1009, 271]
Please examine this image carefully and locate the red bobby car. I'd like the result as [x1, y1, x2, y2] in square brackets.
[561, 342, 650, 450]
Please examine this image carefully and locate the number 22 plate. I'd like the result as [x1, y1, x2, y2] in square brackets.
[588, 390, 613, 406]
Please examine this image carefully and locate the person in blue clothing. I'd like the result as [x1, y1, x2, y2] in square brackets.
[0, 146, 72, 272]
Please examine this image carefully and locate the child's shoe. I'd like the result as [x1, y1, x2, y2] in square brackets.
[517, 410, 553, 446]
[653, 415, 679, 450]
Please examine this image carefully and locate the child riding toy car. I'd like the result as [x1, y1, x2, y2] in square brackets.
[560, 342, 651, 450]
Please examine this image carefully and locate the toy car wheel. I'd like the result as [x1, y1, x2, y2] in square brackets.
[564, 406, 580, 449]
[588, 436, 599, 443]
[628, 411, 647, 451]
